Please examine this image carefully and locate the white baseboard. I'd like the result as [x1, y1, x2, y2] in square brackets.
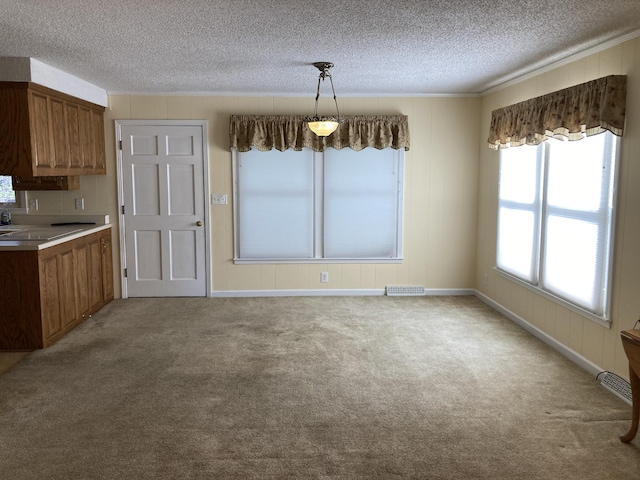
[210, 289, 385, 297]
[209, 288, 475, 298]
[425, 288, 475, 296]
[473, 290, 603, 377]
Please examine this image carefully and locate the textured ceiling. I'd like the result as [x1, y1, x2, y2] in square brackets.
[1, 0, 639, 96]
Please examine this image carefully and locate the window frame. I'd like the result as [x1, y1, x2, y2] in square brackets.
[496, 132, 620, 326]
[0, 175, 27, 214]
[231, 147, 405, 264]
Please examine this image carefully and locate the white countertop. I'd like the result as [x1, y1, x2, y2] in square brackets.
[0, 215, 111, 251]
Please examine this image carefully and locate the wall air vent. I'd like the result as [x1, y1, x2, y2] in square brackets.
[597, 371, 632, 405]
[386, 286, 425, 296]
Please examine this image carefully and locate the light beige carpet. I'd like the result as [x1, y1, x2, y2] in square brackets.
[0, 296, 638, 479]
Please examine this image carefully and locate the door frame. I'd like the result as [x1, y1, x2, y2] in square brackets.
[115, 120, 211, 298]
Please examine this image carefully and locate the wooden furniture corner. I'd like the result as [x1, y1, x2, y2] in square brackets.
[620, 329, 640, 443]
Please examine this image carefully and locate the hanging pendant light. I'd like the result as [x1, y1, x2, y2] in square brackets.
[306, 62, 341, 137]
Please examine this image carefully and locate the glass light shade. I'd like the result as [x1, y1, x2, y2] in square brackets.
[308, 120, 339, 137]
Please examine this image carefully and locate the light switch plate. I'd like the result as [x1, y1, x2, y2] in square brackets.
[212, 194, 227, 205]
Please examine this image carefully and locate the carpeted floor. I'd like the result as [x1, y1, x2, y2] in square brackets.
[0, 296, 638, 479]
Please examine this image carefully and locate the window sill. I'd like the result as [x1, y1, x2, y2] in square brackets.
[3, 206, 28, 215]
[494, 267, 611, 328]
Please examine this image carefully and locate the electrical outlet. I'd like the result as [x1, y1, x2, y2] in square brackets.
[483, 273, 488, 286]
[28, 198, 38, 211]
[211, 194, 227, 205]
[321, 272, 329, 283]
[75, 198, 85, 210]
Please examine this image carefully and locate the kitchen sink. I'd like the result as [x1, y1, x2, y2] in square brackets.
[0, 229, 23, 236]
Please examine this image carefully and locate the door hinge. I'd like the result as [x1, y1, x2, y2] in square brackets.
[118, 140, 123, 150]
[121, 205, 125, 215]
[124, 268, 127, 278]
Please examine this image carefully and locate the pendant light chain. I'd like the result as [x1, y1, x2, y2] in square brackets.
[313, 65, 340, 121]
[307, 62, 341, 137]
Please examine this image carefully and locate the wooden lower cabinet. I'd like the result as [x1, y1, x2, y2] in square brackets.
[0, 228, 113, 350]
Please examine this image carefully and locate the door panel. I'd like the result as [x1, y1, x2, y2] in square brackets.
[132, 164, 161, 215]
[121, 124, 206, 297]
[170, 230, 197, 279]
[135, 230, 162, 280]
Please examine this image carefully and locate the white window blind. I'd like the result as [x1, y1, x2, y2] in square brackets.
[541, 133, 617, 313]
[236, 148, 314, 259]
[497, 144, 543, 283]
[323, 148, 400, 258]
[233, 147, 404, 263]
[497, 132, 619, 320]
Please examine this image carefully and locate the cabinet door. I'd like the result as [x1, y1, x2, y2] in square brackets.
[40, 254, 62, 342]
[66, 102, 83, 170]
[75, 242, 91, 319]
[49, 96, 69, 169]
[57, 248, 78, 329]
[91, 108, 106, 173]
[101, 233, 114, 302]
[88, 235, 104, 311]
[40, 248, 79, 343]
[28, 91, 54, 170]
[78, 106, 94, 171]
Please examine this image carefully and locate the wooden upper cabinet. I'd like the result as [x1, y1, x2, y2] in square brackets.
[0, 82, 106, 177]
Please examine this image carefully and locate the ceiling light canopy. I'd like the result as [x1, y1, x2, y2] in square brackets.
[306, 62, 341, 137]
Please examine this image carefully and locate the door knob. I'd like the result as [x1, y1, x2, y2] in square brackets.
[196, 221, 203, 227]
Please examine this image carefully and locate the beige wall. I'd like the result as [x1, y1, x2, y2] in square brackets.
[20, 37, 640, 380]
[25, 94, 481, 297]
[476, 37, 640, 378]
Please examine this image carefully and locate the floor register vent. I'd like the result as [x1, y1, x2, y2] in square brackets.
[597, 371, 632, 405]
[386, 286, 426, 296]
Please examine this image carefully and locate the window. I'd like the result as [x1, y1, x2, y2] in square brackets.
[0, 175, 26, 212]
[497, 132, 619, 321]
[233, 147, 404, 263]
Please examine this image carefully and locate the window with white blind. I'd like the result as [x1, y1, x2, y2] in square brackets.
[497, 132, 619, 322]
[232, 147, 404, 263]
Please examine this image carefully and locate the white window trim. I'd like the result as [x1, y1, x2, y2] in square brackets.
[0, 178, 27, 214]
[231, 147, 404, 264]
[495, 267, 611, 328]
[496, 133, 620, 326]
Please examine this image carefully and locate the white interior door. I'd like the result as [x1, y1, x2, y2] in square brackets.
[119, 123, 208, 297]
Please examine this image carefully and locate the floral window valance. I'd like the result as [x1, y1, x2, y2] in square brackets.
[229, 115, 410, 152]
[487, 75, 627, 149]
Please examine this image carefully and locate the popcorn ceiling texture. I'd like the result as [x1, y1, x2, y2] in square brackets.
[0, 0, 639, 95]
